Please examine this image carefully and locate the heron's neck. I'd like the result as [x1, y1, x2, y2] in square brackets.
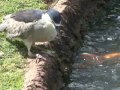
[41, 13, 52, 21]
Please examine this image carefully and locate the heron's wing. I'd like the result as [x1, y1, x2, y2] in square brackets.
[11, 9, 47, 23]
[1, 9, 46, 38]
[6, 19, 34, 38]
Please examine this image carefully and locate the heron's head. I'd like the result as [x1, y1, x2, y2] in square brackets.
[41, 9, 61, 27]
[47, 9, 61, 24]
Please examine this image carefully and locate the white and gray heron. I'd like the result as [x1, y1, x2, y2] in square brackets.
[0, 8, 61, 58]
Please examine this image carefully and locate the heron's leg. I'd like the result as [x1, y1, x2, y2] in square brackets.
[23, 39, 35, 58]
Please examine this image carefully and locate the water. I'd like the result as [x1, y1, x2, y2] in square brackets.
[68, 1, 120, 90]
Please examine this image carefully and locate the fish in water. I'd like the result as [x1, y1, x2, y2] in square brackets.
[80, 52, 120, 64]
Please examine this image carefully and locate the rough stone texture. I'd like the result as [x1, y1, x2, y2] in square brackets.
[22, 0, 109, 90]
[22, 53, 63, 90]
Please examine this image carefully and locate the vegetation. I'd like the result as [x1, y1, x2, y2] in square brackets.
[0, 0, 47, 90]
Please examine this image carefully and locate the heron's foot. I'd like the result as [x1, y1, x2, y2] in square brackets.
[35, 42, 50, 47]
[28, 52, 46, 60]
[36, 54, 46, 60]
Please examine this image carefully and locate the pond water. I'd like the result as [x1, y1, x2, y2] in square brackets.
[68, 0, 120, 90]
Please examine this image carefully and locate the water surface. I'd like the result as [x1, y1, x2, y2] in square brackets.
[68, 1, 120, 90]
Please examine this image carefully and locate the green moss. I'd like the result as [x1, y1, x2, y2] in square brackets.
[0, 0, 47, 90]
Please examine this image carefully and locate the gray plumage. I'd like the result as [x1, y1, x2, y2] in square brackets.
[0, 9, 61, 58]
[10, 9, 47, 23]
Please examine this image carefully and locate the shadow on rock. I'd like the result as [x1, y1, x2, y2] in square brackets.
[6, 38, 45, 58]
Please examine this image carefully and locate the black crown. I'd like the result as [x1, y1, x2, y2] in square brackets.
[47, 9, 61, 24]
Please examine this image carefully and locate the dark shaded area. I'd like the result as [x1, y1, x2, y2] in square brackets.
[6, 38, 28, 58]
[6, 38, 48, 58]
[44, 0, 56, 4]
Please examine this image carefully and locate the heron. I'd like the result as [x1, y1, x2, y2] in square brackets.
[0, 8, 61, 58]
